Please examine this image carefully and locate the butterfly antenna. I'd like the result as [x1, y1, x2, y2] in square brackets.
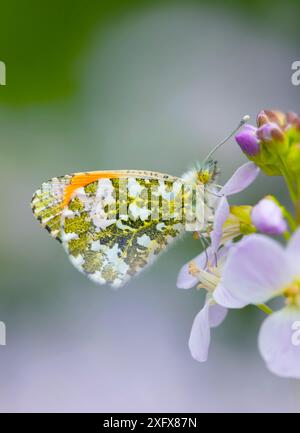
[204, 114, 250, 163]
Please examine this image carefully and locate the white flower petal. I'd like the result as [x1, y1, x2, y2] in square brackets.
[188, 302, 211, 362]
[287, 228, 300, 276]
[214, 235, 290, 308]
[177, 264, 199, 289]
[259, 307, 300, 379]
[220, 162, 260, 196]
[214, 283, 249, 308]
[211, 197, 230, 253]
[188, 297, 227, 362]
[287, 228, 300, 255]
[177, 248, 210, 289]
[209, 303, 228, 327]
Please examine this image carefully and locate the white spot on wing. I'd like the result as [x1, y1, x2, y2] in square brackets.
[91, 240, 101, 252]
[137, 234, 151, 247]
[69, 254, 85, 269]
[129, 203, 151, 221]
[62, 232, 79, 242]
[127, 178, 142, 197]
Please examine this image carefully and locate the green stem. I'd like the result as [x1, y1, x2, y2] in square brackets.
[282, 207, 297, 232]
[277, 156, 300, 227]
[295, 200, 300, 226]
[257, 304, 273, 315]
[277, 154, 298, 203]
[280, 167, 297, 203]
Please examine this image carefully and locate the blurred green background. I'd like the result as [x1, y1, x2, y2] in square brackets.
[0, 0, 300, 412]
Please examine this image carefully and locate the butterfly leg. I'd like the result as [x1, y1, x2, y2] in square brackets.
[196, 232, 211, 269]
[205, 188, 224, 198]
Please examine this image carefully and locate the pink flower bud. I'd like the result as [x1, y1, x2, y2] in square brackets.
[251, 198, 287, 235]
[235, 125, 260, 156]
[257, 122, 284, 143]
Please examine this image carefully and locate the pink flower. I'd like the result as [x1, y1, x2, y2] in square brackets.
[176, 162, 260, 362]
[214, 229, 300, 378]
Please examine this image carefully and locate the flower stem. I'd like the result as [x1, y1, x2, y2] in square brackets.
[278, 160, 300, 227]
[278, 155, 298, 203]
[282, 207, 297, 232]
[257, 304, 273, 315]
[295, 200, 300, 226]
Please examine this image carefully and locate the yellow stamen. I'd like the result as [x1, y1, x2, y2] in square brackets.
[188, 261, 220, 292]
[188, 261, 200, 277]
[283, 280, 300, 307]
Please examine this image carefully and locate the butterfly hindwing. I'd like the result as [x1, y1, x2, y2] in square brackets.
[60, 176, 186, 288]
[31, 174, 72, 241]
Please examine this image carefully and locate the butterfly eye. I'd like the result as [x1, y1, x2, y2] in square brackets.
[198, 170, 211, 184]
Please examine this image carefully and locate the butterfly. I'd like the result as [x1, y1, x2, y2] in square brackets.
[31, 117, 249, 288]
[31, 163, 220, 287]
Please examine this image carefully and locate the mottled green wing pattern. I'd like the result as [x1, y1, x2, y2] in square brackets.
[31, 169, 215, 288]
[31, 174, 72, 241]
[61, 177, 186, 288]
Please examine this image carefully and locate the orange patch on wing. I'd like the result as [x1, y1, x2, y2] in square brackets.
[62, 171, 122, 208]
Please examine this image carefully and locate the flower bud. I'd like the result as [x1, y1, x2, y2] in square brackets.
[263, 110, 287, 129]
[292, 117, 300, 131]
[257, 111, 269, 127]
[257, 122, 284, 143]
[237, 109, 300, 182]
[251, 197, 287, 235]
[235, 125, 260, 156]
[286, 112, 298, 124]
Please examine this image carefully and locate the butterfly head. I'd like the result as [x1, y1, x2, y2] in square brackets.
[196, 159, 219, 186]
